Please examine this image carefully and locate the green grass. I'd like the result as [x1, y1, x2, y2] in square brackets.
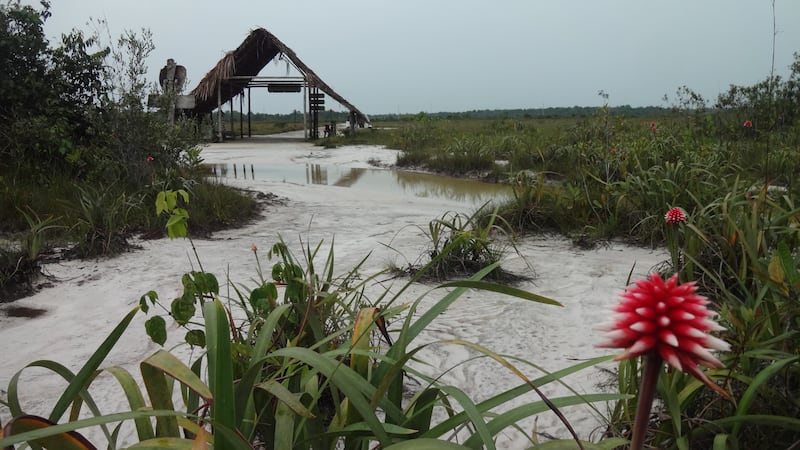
[0, 176, 259, 256]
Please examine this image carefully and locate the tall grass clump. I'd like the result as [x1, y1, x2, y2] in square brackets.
[393, 208, 525, 281]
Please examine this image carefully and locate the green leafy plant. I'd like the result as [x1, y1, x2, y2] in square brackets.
[155, 188, 190, 239]
[71, 184, 140, 256]
[18, 207, 63, 262]
[394, 207, 525, 282]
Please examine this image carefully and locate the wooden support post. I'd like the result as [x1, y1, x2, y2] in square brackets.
[229, 98, 234, 138]
[239, 93, 244, 139]
[217, 80, 223, 141]
[303, 78, 308, 139]
[247, 87, 252, 138]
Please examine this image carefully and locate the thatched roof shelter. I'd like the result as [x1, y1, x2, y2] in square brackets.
[190, 28, 369, 125]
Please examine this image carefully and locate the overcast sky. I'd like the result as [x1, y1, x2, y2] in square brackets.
[30, 0, 800, 115]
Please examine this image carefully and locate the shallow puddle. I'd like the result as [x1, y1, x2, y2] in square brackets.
[3, 305, 47, 318]
[208, 163, 513, 205]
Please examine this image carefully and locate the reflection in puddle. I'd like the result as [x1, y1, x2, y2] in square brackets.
[208, 163, 513, 204]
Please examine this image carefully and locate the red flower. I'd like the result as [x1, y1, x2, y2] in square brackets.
[597, 273, 730, 394]
[251, 244, 258, 252]
[743, 120, 753, 128]
[146, 156, 154, 162]
[664, 207, 687, 224]
[610, 148, 617, 155]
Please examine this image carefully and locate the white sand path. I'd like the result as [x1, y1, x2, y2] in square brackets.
[0, 135, 666, 448]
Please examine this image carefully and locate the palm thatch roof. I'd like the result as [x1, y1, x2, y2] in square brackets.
[190, 28, 369, 124]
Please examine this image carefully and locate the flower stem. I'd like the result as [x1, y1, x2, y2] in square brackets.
[631, 352, 663, 450]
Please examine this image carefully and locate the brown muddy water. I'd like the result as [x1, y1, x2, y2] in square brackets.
[208, 163, 514, 205]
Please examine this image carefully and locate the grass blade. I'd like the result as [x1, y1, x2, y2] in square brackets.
[48, 307, 140, 424]
[0, 410, 193, 448]
[1, 415, 97, 450]
[270, 346, 392, 446]
[731, 356, 800, 439]
[438, 386, 495, 450]
[383, 438, 470, 449]
[104, 366, 155, 442]
[203, 298, 237, 450]
[439, 280, 563, 307]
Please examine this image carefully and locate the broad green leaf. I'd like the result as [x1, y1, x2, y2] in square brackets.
[273, 395, 294, 450]
[145, 316, 167, 346]
[171, 296, 196, 325]
[194, 272, 219, 295]
[250, 283, 278, 313]
[249, 286, 272, 312]
[155, 191, 169, 216]
[141, 360, 180, 438]
[139, 291, 158, 313]
[185, 330, 206, 348]
[142, 350, 212, 402]
[177, 189, 189, 204]
[204, 298, 237, 450]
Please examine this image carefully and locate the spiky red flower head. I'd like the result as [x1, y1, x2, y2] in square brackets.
[146, 155, 155, 162]
[664, 207, 687, 225]
[597, 274, 730, 394]
[743, 120, 753, 128]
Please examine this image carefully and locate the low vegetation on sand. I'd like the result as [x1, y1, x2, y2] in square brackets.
[2, 1, 800, 449]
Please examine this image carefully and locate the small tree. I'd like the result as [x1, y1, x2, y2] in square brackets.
[0, 0, 107, 176]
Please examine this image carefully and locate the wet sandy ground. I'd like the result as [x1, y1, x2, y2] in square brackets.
[0, 135, 666, 448]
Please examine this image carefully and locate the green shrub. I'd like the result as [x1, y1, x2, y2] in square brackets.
[71, 184, 141, 257]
